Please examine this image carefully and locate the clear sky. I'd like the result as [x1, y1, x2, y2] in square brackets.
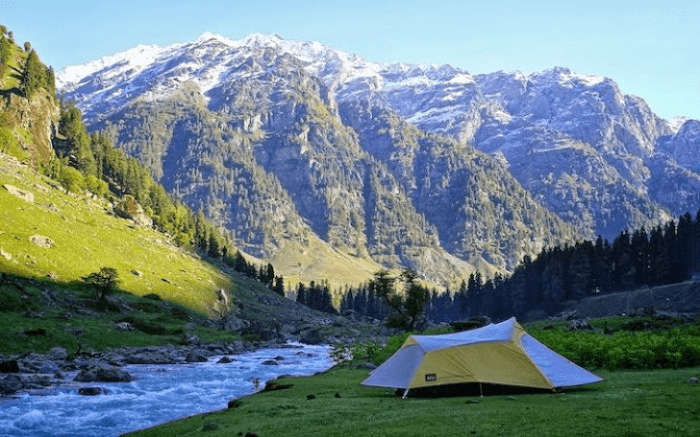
[3, 0, 698, 119]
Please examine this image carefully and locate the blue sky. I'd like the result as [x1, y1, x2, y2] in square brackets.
[4, 0, 698, 119]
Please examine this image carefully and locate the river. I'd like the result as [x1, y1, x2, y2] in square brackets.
[0, 343, 332, 437]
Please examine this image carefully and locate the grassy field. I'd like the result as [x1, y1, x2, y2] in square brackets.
[0, 154, 231, 314]
[129, 364, 700, 437]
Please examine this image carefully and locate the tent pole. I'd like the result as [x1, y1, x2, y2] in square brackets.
[402, 389, 410, 399]
[479, 383, 483, 398]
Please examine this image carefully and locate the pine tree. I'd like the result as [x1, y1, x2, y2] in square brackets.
[273, 276, 285, 296]
[21, 49, 45, 99]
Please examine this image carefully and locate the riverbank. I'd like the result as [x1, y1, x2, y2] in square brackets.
[127, 364, 700, 437]
[0, 339, 295, 396]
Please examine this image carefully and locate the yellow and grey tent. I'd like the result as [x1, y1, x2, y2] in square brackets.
[362, 317, 601, 391]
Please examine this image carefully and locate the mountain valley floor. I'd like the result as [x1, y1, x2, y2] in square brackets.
[128, 364, 699, 437]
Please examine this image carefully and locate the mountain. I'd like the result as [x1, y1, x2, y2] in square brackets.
[57, 33, 698, 285]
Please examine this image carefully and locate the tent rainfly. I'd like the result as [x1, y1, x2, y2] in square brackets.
[362, 317, 602, 392]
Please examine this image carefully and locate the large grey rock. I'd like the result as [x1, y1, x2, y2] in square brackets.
[2, 184, 34, 203]
[74, 365, 132, 382]
[78, 387, 104, 396]
[0, 375, 24, 394]
[48, 347, 68, 361]
[185, 350, 208, 363]
[0, 360, 19, 373]
[299, 328, 324, 345]
[124, 349, 176, 364]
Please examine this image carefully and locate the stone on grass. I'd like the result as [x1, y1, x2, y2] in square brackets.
[29, 235, 55, 248]
[3, 184, 34, 203]
[115, 322, 134, 332]
[689, 377, 698, 384]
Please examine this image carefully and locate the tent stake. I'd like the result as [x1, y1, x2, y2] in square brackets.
[402, 389, 410, 399]
[479, 383, 483, 398]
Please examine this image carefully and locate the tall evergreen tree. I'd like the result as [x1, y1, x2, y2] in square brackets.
[21, 49, 45, 99]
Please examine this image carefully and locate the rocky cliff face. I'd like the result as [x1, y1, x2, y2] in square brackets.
[0, 89, 58, 165]
[57, 33, 699, 282]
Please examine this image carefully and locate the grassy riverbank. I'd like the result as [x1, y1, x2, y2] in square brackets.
[130, 316, 700, 436]
[129, 364, 699, 437]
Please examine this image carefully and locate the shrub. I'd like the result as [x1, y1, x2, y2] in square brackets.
[85, 174, 107, 197]
[58, 165, 85, 193]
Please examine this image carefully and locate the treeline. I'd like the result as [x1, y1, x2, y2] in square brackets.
[335, 210, 700, 325]
[222, 249, 285, 296]
[295, 281, 336, 314]
[339, 282, 392, 319]
[426, 210, 700, 322]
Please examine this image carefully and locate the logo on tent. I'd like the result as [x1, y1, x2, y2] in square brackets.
[425, 373, 437, 382]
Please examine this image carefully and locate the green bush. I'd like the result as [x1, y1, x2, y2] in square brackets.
[85, 174, 107, 196]
[58, 165, 84, 193]
[370, 319, 700, 370]
[528, 326, 700, 370]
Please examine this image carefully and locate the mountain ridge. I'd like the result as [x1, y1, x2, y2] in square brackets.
[56, 33, 700, 285]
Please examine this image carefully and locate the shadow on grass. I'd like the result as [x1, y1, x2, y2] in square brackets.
[396, 382, 600, 398]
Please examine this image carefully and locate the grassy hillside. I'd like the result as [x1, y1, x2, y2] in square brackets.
[0, 153, 231, 314]
[0, 274, 239, 355]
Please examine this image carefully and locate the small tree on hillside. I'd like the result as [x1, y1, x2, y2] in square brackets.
[373, 269, 429, 331]
[84, 267, 119, 307]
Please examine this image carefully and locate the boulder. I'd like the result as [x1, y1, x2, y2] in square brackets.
[222, 314, 249, 332]
[300, 328, 324, 345]
[74, 365, 132, 383]
[115, 322, 134, 332]
[23, 375, 51, 388]
[114, 195, 152, 227]
[242, 319, 281, 342]
[2, 184, 34, 203]
[182, 333, 200, 346]
[0, 360, 19, 373]
[567, 319, 593, 331]
[185, 350, 208, 363]
[29, 235, 55, 249]
[356, 362, 377, 370]
[78, 387, 104, 396]
[124, 349, 175, 365]
[48, 347, 68, 361]
[0, 375, 24, 394]
[261, 359, 279, 366]
[217, 356, 233, 364]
